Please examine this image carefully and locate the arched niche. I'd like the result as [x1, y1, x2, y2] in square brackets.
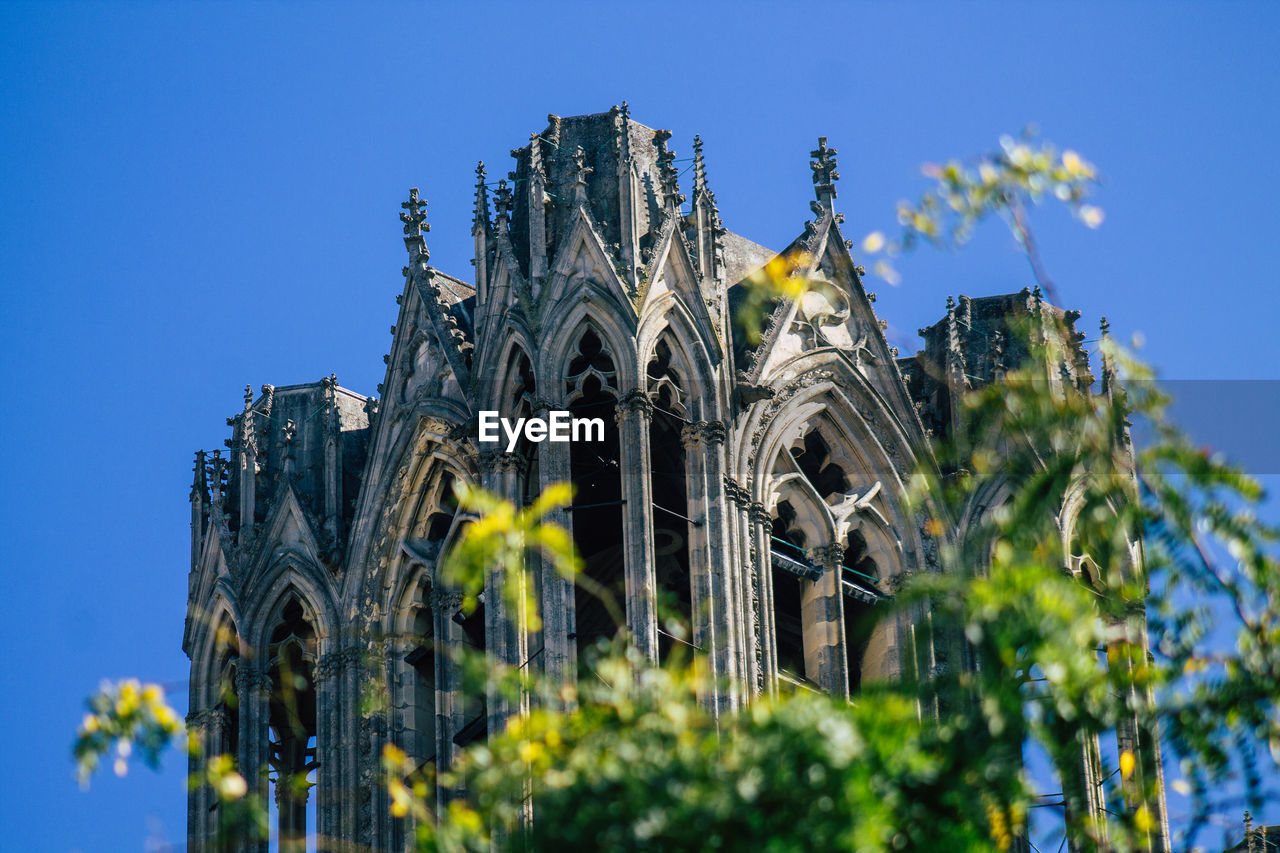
[646, 334, 693, 660]
[264, 592, 319, 853]
[563, 325, 625, 659]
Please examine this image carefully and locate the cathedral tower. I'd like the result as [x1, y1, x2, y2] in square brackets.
[183, 108, 1166, 852]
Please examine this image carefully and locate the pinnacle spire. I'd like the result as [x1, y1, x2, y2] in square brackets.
[810, 136, 839, 213]
[571, 146, 593, 204]
[692, 134, 709, 196]
[528, 132, 545, 175]
[472, 162, 490, 232]
[192, 449, 208, 495]
[1098, 316, 1118, 399]
[400, 187, 429, 259]
[654, 129, 683, 212]
[493, 178, 513, 228]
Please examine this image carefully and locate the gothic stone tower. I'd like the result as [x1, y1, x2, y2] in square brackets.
[182, 107, 1168, 852]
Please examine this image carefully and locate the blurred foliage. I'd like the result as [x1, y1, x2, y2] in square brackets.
[73, 679, 182, 785]
[386, 649, 1003, 853]
[861, 131, 1103, 299]
[734, 250, 814, 347]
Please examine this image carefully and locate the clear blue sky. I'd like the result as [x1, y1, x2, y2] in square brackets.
[1, 2, 1277, 850]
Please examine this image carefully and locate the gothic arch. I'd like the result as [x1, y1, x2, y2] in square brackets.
[536, 305, 637, 402]
[246, 563, 335, 653]
[637, 295, 721, 402]
[483, 332, 538, 414]
[379, 457, 467, 628]
[345, 408, 476, 617]
[541, 208, 638, 327]
[192, 597, 243, 710]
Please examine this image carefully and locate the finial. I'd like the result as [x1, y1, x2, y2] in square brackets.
[1099, 316, 1110, 338]
[400, 187, 429, 259]
[243, 385, 253, 410]
[400, 187, 429, 236]
[494, 178, 513, 226]
[620, 100, 630, 120]
[192, 449, 208, 491]
[946, 295, 955, 311]
[654, 130, 683, 211]
[473, 162, 490, 230]
[810, 136, 839, 212]
[1032, 283, 1043, 306]
[693, 134, 708, 194]
[571, 146, 593, 204]
[529, 132, 545, 174]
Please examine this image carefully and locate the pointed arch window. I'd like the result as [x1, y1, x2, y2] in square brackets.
[842, 527, 881, 692]
[647, 338, 693, 661]
[267, 596, 318, 853]
[770, 503, 810, 684]
[565, 328, 624, 659]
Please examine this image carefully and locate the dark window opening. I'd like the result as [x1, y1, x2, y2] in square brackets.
[267, 597, 317, 853]
[771, 505, 809, 682]
[842, 528, 879, 582]
[772, 565, 806, 681]
[425, 472, 458, 543]
[790, 430, 849, 501]
[406, 593, 436, 771]
[648, 353, 691, 662]
[454, 591, 487, 749]
[570, 373, 624, 661]
[842, 529, 880, 693]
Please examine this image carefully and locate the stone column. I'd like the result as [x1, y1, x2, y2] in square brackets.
[681, 423, 712, 659]
[430, 589, 466, 810]
[484, 452, 531, 739]
[727, 482, 761, 697]
[184, 709, 211, 853]
[313, 650, 345, 853]
[750, 502, 778, 696]
[615, 390, 659, 663]
[342, 647, 365, 851]
[236, 666, 272, 853]
[698, 421, 739, 712]
[804, 544, 849, 699]
[535, 400, 577, 699]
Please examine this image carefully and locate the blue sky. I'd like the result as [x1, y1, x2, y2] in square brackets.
[1, 2, 1277, 850]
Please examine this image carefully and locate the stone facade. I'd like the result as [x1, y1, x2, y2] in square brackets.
[182, 108, 1168, 852]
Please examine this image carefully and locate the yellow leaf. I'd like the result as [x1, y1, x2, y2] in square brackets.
[216, 771, 247, 800]
[861, 231, 886, 254]
[1119, 750, 1136, 780]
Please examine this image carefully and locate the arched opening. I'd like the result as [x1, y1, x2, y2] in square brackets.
[211, 615, 241, 761]
[208, 615, 241, 852]
[565, 329, 624, 660]
[841, 527, 881, 692]
[424, 471, 458, 543]
[404, 579, 436, 773]
[451, 522, 488, 750]
[647, 339, 692, 662]
[790, 430, 850, 501]
[770, 502, 810, 684]
[507, 351, 541, 508]
[266, 596, 317, 853]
